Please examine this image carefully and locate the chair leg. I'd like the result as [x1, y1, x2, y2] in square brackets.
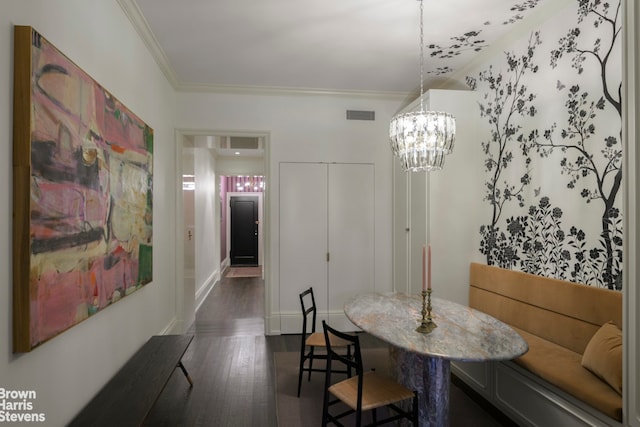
[297, 353, 306, 397]
[307, 347, 315, 381]
[412, 392, 419, 426]
[321, 380, 330, 427]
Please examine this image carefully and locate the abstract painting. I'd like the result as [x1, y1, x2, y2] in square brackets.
[12, 26, 154, 352]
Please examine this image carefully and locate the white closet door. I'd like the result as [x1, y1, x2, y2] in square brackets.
[279, 162, 328, 329]
[392, 161, 426, 296]
[393, 159, 410, 293]
[327, 163, 375, 323]
[409, 172, 427, 295]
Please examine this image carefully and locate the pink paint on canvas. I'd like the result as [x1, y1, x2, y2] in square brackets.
[25, 29, 153, 348]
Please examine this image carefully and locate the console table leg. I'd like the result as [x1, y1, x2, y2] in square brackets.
[177, 361, 194, 387]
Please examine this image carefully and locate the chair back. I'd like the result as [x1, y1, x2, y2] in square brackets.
[299, 287, 318, 335]
[322, 321, 364, 420]
[321, 322, 417, 427]
[322, 321, 363, 378]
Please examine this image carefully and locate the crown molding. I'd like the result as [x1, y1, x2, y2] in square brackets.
[176, 81, 410, 100]
[116, 0, 410, 101]
[116, 0, 179, 87]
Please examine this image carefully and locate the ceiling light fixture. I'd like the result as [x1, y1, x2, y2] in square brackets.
[389, 0, 456, 172]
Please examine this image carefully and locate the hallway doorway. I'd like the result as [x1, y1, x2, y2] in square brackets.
[176, 130, 269, 334]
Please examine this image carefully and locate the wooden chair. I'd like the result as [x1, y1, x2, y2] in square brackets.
[321, 321, 419, 426]
[297, 287, 352, 397]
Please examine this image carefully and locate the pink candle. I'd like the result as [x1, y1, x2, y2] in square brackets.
[422, 245, 426, 291]
[428, 244, 432, 290]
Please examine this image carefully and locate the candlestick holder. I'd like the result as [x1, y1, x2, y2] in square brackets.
[416, 289, 437, 333]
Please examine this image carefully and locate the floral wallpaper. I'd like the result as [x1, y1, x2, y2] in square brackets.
[426, 0, 543, 76]
[465, 0, 622, 290]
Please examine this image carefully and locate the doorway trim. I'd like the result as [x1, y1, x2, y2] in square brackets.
[174, 128, 270, 335]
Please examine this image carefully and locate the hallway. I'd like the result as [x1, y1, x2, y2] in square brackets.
[144, 274, 281, 426]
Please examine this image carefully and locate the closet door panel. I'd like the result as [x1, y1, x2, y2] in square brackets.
[409, 172, 427, 295]
[327, 163, 375, 313]
[279, 163, 328, 319]
[393, 160, 410, 293]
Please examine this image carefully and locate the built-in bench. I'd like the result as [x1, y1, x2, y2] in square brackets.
[68, 334, 194, 427]
[452, 263, 622, 427]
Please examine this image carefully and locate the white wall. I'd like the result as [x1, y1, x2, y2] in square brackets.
[193, 139, 220, 299]
[0, 1, 179, 425]
[181, 147, 196, 327]
[174, 92, 405, 333]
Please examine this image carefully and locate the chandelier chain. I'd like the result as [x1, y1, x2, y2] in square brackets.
[419, 0, 424, 113]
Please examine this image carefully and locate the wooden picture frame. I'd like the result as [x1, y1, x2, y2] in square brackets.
[12, 26, 154, 352]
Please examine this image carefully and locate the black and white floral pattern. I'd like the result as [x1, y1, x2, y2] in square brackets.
[467, 0, 622, 290]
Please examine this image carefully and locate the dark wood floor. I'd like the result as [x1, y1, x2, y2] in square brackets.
[144, 275, 517, 427]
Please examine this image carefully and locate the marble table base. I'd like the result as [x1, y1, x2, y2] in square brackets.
[390, 346, 451, 427]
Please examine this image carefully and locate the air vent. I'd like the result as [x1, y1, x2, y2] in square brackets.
[346, 110, 375, 121]
[229, 137, 260, 150]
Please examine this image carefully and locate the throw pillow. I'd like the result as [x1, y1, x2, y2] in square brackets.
[581, 321, 623, 395]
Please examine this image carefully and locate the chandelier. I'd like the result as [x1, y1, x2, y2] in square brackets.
[389, 0, 456, 172]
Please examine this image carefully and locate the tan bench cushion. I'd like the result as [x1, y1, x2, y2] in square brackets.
[513, 328, 622, 422]
[469, 263, 622, 353]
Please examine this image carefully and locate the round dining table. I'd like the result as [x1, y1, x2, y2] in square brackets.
[344, 292, 528, 427]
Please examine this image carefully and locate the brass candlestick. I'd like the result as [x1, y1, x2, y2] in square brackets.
[416, 289, 437, 333]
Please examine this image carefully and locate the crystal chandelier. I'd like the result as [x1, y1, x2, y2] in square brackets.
[389, 0, 456, 172]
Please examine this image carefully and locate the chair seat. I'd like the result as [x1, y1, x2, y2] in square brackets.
[306, 331, 352, 348]
[328, 371, 415, 411]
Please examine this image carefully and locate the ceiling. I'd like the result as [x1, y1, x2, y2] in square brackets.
[122, 0, 552, 98]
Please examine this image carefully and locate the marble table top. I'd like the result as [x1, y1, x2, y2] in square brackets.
[344, 292, 528, 362]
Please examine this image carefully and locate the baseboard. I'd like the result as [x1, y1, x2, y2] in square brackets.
[451, 372, 517, 427]
[265, 314, 281, 336]
[451, 361, 492, 400]
[220, 258, 230, 274]
[195, 269, 219, 312]
[159, 317, 180, 335]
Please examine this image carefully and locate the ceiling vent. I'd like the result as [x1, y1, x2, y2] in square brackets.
[228, 136, 260, 149]
[346, 110, 375, 121]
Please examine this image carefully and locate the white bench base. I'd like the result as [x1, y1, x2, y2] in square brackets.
[452, 360, 622, 427]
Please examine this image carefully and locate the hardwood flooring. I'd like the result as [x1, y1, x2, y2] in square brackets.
[144, 276, 280, 426]
[144, 276, 517, 427]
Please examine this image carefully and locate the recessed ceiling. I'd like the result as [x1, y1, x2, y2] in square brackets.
[122, 0, 553, 96]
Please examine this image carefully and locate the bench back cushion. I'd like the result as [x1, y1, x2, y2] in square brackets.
[469, 263, 622, 354]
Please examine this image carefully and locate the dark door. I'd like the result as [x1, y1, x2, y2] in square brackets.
[230, 196, 259, 265]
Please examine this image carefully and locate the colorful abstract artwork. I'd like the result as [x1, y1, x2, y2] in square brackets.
[12, 26, 153, 352]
